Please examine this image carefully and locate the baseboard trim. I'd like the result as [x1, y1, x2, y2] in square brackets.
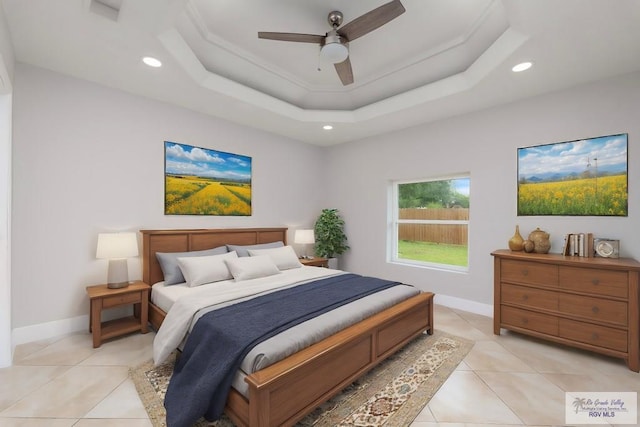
[12, 314, 89, 351]
[434, 294, 493, 317]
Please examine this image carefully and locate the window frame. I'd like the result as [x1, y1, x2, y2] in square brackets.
[389, 174, 470, 272]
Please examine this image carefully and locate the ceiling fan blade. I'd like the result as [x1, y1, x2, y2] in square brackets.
[334, 57, 354, 86]
[258, 32, 325, 44]
[338, 0, 405, 42]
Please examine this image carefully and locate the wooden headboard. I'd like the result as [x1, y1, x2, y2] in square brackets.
[140, 228, 288, 285]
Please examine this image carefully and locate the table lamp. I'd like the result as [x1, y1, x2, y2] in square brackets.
[96, 232, 139, 288]
[294, 229, 315, 259]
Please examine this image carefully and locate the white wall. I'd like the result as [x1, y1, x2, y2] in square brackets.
[0, 95, 11, 366]
[0, 2, 14, 367]
[11, 64, 327, 336]
[0, 1, 14, 92]
[325, 71, 640, 312]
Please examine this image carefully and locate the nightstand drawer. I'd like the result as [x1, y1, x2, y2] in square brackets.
[102, 291, 141, 308]
[501, 260, 558, 287]
[559, 267, 628, 298]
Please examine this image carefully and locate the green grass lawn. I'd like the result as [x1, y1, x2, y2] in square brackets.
[398, 240, 468, 267]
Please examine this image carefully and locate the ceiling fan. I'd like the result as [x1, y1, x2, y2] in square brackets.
[258, 0, 405, 86]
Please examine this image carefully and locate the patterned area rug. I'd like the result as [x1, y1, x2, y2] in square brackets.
[130, 330, 473, 427]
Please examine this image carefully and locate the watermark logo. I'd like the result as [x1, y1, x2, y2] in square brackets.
[566, 392, 637, 424]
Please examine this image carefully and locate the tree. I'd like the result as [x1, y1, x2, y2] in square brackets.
[399, 181, 456, 208]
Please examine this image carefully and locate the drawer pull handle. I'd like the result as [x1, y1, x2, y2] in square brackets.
[592, 306, 599, 314]
[522, 269, 529, 276]
[522, 294, 529, 301]
[522, 318, 528, 324]
[591, 333, 599, 340]
[591, 279, 600, 285]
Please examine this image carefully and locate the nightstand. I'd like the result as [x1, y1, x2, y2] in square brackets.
[300, 257, 329, 268]
[86, 281, 150, 348]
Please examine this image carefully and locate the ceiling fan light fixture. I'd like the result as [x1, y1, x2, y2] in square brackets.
[321, 31, 348, 64]
[321, 42, 349, 63]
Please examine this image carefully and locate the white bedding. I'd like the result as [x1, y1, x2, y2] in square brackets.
[152, 266, 343, 365]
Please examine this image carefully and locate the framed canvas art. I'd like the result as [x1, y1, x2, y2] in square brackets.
[164, 141, 252, 216]
[517, 133, 627, 216]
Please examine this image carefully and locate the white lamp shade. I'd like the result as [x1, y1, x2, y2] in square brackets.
[321, 42, 349, 64]
[294, 229, 315, 245]
[96, 232, 139, 259]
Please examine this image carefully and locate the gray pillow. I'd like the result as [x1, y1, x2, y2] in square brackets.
[226, 241, 284, 257]
[156, 246, 228, 285]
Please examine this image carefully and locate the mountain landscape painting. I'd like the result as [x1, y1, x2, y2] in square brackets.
[164, 141, 252, 216]
[517, 134, 627, 216]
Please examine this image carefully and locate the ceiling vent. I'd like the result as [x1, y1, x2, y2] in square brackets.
[89, 0, 122, 22]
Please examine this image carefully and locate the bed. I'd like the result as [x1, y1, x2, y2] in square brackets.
[141, 227, 434, 427]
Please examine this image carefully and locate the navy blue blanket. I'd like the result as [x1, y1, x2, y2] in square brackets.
[164, 273, 402, 427]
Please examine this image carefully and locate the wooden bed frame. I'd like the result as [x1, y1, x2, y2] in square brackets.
[141, 227, 434, 427]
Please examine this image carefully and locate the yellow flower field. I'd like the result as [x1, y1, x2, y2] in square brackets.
[518, 174, 627, 216]
[165, 176, 251, 215]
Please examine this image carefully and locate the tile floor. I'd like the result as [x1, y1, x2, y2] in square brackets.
[1, 305, 638, 426]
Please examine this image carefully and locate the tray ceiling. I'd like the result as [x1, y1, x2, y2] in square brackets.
[3, 0, 640, 145]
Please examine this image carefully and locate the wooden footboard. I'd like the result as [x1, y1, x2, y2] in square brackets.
[226, 291, 434, 427]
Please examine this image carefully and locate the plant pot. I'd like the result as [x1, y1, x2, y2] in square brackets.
[327, 257, 339, 269]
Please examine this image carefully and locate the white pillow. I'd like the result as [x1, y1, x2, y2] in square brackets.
[248, 245, 302, 270]
[224, 255, 281, 281]
[177, 251, 238, 287]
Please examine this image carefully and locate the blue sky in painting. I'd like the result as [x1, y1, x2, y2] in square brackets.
[164, 142, 251, 181]
[518, 134, 627, 180]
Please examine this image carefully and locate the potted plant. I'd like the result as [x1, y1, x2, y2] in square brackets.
[314, 208, 349, 269]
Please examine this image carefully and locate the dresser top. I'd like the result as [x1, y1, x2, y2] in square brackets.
[491, 249, 640, 270]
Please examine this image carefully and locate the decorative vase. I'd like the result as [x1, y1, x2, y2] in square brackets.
[528, 227, 551, 254]
[508, 225, 525, 251]
[523, 239, 535, 253]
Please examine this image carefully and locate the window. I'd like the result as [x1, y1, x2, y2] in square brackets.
[390, 176, 470, 271]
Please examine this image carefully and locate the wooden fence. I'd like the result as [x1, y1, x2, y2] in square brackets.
[398, 208, 469, 245]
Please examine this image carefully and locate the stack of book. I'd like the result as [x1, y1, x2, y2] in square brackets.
[562, 233, 594, 257]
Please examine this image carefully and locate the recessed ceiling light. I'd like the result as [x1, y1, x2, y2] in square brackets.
[142, 56, 162, 68]
[512, 61, 532, 72]
[323, 125, 333, 130]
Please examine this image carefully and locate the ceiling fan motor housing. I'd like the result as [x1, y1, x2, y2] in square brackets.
[327, 11, 344, 28]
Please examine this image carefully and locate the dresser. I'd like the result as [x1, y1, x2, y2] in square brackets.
[492, 249, 640, 372]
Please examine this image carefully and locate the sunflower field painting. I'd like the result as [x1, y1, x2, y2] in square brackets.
[164, 141, 252, 216]
[517, 134, 627, 216]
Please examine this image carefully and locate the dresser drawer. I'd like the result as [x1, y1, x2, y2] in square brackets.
[501, 260, 558, 287]
[559, 267, 628, 298]
[558, 294, 627, 326]
[559, 318, 627, 352]
[502, 284, 558, 311]
[102, 291, 141, 308]
[501, 306, 559, 335]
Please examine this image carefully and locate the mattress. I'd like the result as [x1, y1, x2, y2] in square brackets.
[151, 280, 191, 313]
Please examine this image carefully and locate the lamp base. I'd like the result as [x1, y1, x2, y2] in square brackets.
[107, 281, 130, 289]
[106, 258, 130, 289]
